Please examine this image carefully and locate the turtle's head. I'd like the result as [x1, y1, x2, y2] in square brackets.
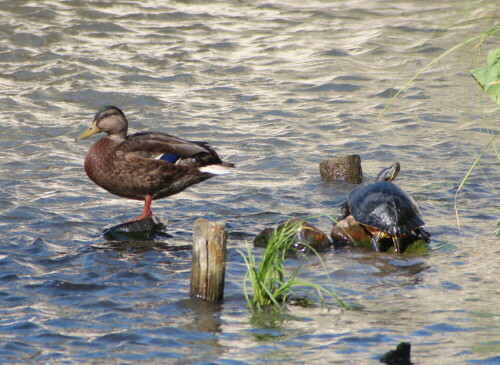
[376, 162, 400, 182]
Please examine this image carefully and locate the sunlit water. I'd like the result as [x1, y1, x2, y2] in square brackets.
[0, 1, 498, 364]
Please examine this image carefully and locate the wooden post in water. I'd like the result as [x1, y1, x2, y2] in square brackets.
[319, 154, 363, 184]
[190, 218, 227, 303]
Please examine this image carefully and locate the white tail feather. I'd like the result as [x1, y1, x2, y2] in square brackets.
[199, 165, 234, 175]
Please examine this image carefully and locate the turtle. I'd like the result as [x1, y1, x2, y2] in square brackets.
[340, 162, 430, 254]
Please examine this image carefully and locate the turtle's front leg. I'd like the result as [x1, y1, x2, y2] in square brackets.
[392, 236, 402, 254]
[415, 228, 431, 243]
[370, 231, 382, 251]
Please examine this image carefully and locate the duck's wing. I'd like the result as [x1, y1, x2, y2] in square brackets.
[116, 132, 211, 159]
[116, 132, 230, 168]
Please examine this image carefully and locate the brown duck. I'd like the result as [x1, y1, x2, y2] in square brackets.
[76, 106, 234, 221]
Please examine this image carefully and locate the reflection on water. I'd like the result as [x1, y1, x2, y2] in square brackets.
[0, 0, 498, 363]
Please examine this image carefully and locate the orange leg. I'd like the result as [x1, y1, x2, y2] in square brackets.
[127, 195, 154, 222]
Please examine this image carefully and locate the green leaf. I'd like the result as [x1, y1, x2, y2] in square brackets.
[470, 48, 500, 106]
[487, 48, 500, 67]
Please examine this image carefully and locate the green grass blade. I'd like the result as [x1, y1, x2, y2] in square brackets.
[454, 133, 498, 232]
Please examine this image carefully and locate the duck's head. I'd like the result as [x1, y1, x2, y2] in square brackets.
[76, 106, 128, 141]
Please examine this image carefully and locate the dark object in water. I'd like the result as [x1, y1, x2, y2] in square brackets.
[380, 342, 413, 365]
[340, 162, 430, 254]
[319, 154, 363, 183]
[103, 216, 167, 241]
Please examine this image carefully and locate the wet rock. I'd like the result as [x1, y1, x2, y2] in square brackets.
[380, 342, 413, 365]
[331, 215, 371, 248]
[331, 216, 430, 254]
[253, 227, 274, 247]
[319, 154, 363, 183]
[103, 216, 167, 241]
[254, 217, 331, 252]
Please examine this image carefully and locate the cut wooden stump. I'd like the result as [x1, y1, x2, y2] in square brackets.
[190, 218, 227, 303]
[319, 154, 363, 183]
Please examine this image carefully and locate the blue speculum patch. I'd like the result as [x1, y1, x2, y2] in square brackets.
[159, 153, 179, 163]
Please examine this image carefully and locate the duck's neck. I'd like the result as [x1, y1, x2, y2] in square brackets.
[84, 137, 120, 181]
[107, 133, 126, 142]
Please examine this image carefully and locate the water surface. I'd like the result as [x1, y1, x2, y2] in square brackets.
[0, 1, 498, 364]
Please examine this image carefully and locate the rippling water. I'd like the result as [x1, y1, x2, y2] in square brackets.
[0, 1, 498, 364]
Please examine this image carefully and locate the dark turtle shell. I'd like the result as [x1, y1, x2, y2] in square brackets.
[348, 181, 424, 237]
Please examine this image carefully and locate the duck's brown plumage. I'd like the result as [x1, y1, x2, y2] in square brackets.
[76, 106, 234, 220]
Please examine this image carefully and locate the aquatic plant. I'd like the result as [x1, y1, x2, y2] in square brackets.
[470, 48, 500, 106]
[238, 218, 348, 312]
[380, 28, 499, 117]
[462, 47, 500, 230]
[378, 1, 499, 232]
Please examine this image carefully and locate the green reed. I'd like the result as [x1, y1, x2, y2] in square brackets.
[238, 218, 349, 312]
[377, 1, 499, 232]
